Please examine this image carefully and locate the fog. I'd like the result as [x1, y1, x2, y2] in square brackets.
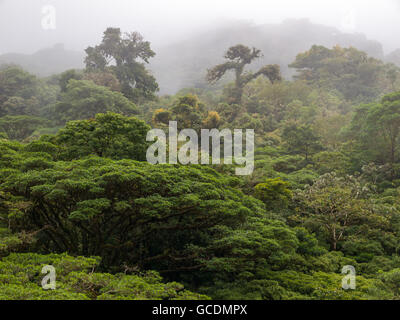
[0, 0, 399, 55]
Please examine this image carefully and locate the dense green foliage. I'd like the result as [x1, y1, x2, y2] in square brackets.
[289, 45, 394, 102]
[2, 29, 400, 300]
[53, 79, 138, 124]
[0, 253, 207, 300]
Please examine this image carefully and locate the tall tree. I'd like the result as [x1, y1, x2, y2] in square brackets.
[85, 28, 159, 102]
[207, 45, 282, 104]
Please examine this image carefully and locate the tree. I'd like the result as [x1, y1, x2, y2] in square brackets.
[289, 45, 394, 102]
[1, 155, 266, 274]
[170, 94, 205, 130]
[282, 124, 323, 161]
[83, 72, 121, 92]
[152, 108, 171, 126]
[53, 112, 151, 161]
[58, 69, 83, 93]
[254, 178, 292, 211]
[369, 92, 400, 169]
[0, 66, 56, 117]
[0, 115, 50, 141]
[295, 173, 373, 251]
[207, 45, 282, 104]
[0, 66, 38, 108]
[349, 92, 400, 174]
[53, 79, 138, 124]
[387, 65, 399, 91]
[0, 137, 307, 298]
[203, 111, 221, 129]
[85, 27, 159, 102]
[1, 96, 40, 117]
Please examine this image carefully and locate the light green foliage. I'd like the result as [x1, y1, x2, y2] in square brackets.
[312, 151, 350, 175]
[53, 112, 151, 160]
[254, 178, 292, 210]
[293, 172, 397, 255]
[265, 270, 391, 300]
[0, 253, 206, 300]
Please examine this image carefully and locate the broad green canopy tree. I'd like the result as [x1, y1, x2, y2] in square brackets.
[207, 45, 282, 104]
[52, 112, 151, 161]
[0, 138, 311, 294]
[0, 154, 262, 271]
[53, 79, 138, 124]
[289, 45, 395, 102]
[85, 28, 159, 102]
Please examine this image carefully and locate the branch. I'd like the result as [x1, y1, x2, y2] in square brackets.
[251, 64, 282, 84]
[206, 62, 238, 83]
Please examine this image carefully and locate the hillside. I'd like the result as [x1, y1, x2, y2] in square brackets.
[150, 19, 386, 94]
[0, 43, 84, 77]
[0, 19, 396, 95]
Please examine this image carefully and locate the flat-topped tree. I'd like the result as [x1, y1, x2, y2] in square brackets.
[207, 44, 282, 104]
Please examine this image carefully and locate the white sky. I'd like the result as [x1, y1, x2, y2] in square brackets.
[0, 0, 399, 54]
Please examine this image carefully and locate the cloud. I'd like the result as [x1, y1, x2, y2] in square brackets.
[0, 0, 399, 54]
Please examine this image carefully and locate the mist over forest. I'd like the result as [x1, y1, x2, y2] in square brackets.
[1, 0, 400, 94]
[2, 0, 400, 302]
[1, 18, 399, 94]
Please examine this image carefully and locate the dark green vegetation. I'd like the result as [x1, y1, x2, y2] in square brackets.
[2, 27, 400, 300]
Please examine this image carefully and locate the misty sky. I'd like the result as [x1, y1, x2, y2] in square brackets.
[0, 0, 400, 55]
